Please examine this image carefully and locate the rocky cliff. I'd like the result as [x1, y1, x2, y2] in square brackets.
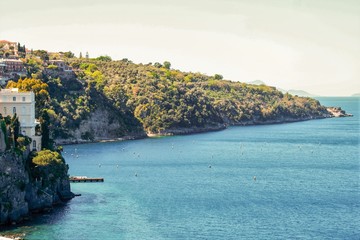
[0, 150, 74, 225]
[54, 107, 147, 145]
[326, 107, 353, 117]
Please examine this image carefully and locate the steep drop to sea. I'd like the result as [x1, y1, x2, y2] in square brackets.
[1, 97, 358, 239]
[0, 147, 74, 226]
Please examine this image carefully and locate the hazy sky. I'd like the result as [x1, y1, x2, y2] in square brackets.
[1, 0, 359, 96]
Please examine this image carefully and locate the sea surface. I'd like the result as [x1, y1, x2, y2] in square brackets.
[1, 97, 359, 239]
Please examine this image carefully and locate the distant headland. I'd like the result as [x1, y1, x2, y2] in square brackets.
[0, 40, 352, 144]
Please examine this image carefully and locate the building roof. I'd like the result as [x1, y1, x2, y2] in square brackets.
[1, 88, 19, 93]
[0, 40, 16, 44]
[0, 88, 34, 95]
[0, 58, 23, 63]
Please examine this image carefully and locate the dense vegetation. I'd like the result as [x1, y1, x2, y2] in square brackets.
[0, 113, 32, 153]
[30, 149, 67, 180]
[5, 52, 328, 139]
[67, 58, 327, 132]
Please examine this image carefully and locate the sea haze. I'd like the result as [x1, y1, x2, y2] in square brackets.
[3, 97, 359, 239]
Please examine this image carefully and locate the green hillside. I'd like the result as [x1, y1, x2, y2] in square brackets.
[6, 53, 329, 140]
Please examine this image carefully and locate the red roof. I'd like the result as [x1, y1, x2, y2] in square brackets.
[0, 40, 16, 43]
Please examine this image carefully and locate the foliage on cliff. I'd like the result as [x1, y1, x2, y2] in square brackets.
[0, 114, 31, 153]
[8, 54, 328, 137]
[67, 58, 327, 132]
[30, 149, 67, 179]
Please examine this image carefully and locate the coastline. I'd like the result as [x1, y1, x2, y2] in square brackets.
[55, 133, 147, 145]
[0, 234, 24, 240]
[54, 106, 351, 145]
[0, 237, 13, 240]
[54, 115, 334, 145]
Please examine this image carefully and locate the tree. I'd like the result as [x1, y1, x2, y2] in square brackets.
[214, 74, 223, 80]
[40, 109, 52, 150]
[79, 52, 83, 58]
[63, 51, 75, 58]
[33, 50, 49, 61]
[154, 62, 162, 68]
[163, 61, 171, 69]
[11, 114, 20, 148]
[96, 55, 112, 61]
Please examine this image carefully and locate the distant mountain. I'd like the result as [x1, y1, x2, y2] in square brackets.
[246, 80, 318, 97]
[286, 89, 318, 97]
[247, 80, 266, 85]
[351, 93, 360, 97]
[277, 89, 317, 97]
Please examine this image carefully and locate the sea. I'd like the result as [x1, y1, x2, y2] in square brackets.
[1, 97, 359, 239]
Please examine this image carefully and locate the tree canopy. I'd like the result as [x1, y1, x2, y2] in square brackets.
[5, 53, 328, 139]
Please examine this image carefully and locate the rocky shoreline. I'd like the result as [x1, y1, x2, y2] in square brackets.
[147, 124, 227, 137]
[0, 236, 14, 240]
[54, 107, 352, 143]
[326, 107, 353, 117]
[55, 133, 147, 145]
[0, 151, 74, 227]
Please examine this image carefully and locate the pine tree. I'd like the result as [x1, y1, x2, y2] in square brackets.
[40, 110, 51, 150]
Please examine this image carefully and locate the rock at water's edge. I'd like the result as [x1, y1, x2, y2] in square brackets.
[0, 152, 74, 226]
[327, 107, 353, 117]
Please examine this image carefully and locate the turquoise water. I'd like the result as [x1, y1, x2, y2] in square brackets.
[2, 97, 360, 239]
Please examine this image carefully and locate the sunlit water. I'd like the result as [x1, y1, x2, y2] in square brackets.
[1, 97, 359, 239]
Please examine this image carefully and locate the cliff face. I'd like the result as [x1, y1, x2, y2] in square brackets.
[0, 153, 29, 224]
[326, 107, 353, 117]
[0, 151, 73, 225]
[55, 107, 146, 144]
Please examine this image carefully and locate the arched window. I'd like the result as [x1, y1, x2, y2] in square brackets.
[33, 140, 37, 150]
[13, 107, 16, 114]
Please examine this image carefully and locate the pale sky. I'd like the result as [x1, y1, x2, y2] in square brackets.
[1, 0, 359, 96]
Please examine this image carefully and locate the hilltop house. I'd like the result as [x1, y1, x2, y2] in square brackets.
[0, 58, 26, 85]
[0, 88, 42, 151]
[0, 40, 18, 56]
[0, 58, 25, 72]
[48, 60, 72, 71]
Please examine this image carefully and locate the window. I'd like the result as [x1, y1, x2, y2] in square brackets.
[13, 96, 16, 101]
[33, 140, 37, 150]
[13, 107, 16, 114]
[22, 97, 26, 102]
[3, 107, 6, 115]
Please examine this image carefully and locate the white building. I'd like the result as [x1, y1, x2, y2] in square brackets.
[0, 88, 41, 151]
